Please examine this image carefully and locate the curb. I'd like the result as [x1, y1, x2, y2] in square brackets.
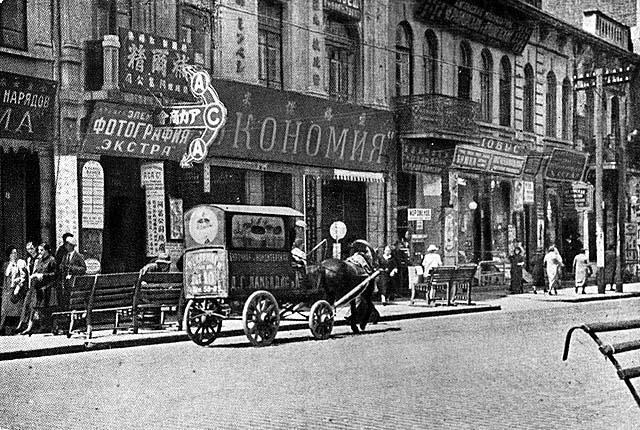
[0, 304, 501, 361]
[518, 291, 640, 303]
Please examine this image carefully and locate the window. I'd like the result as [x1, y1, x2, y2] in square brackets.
[480, 49, 493, 122]
[326, 18, 358, 102]
[611, 96, 620, 142]
[258, 0, 283, 89]
[424, 30, 438, 94]
[210, 167, 245, 204]
[0, 0, 27, 50]
[499, 56, 511, 126]
[131, 0, 156, 34]
[179, 6, 206, 49]
[546, 72, 557, 137]
[231, 215, 286, 249]
[562, 78, 571, 140]
[395, 22, 413, 97]
[457, 41, 472, 100]
[264, 172, 292, 207]
[523, 64, 535, 132]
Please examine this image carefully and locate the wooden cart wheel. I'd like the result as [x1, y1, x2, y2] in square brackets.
[242, 291, 280, 347]
[308, 300, 334, 340]
[184, 299, 222, 346]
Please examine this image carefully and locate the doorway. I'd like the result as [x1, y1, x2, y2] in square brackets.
[321, 180, 367, 250]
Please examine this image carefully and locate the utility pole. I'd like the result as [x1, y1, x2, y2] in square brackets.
[594, 69, 606, 293]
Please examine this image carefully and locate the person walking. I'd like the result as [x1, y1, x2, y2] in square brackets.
[604, 244, 617, 291]
[0, 246, 28, 334]
[418, 244, 443, 305]
[573, 248, 591, 294]
[376, 245, 398, 305]
[23, 243, 57, 334]
[16, 241, 38, 333]
[530, 248, 545, 294]
[544, 245, 563, 295]
[509, 245, 525, 294]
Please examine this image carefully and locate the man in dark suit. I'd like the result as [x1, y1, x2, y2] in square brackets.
[57, 236, 87, 312]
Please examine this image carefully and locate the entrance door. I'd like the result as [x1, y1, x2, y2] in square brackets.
[0, 151, 29, 256]
[102, 156, 146, 273]
[321, 180, 367, 248]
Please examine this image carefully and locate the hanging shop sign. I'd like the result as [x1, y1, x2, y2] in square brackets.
[523, 152, 544, 177]
[523, 181, 535, 205]
[154, 67, 228, 167]
[408, 208, 432, 221]
[141, 162, 167, 257]
[415, 0, 533, 54]
[512, 180, 524, 212]
[0, 71, 57, 141]
[545, 148, 588, 181]
[324, 0, 361, 20]
[118, 28, 203, 100]
[561, 182, 593, 211]
[625, 223, 638, 263]
[83, 102, 199, 161]
[206, 78, 394, 173]
[452, 144, 525, 176]
[401, 141, 454, 174]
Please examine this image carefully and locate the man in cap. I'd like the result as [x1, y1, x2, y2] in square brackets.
[140, 251, 172, 276]
[57, 236, 87, 313]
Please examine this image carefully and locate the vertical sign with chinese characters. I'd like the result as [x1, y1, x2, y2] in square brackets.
[309, 0, 324, 91]
[119, 28, 201, 100]
[81, 161, 105, 229]
[169, 197, 184, 240]
[304, 175, 318, 252]
[141, 162, 167, 257]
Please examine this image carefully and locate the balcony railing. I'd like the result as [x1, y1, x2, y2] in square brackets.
[393, 94, 479, 137]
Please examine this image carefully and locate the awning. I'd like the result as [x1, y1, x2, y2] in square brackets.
[333, 169, 385, 183]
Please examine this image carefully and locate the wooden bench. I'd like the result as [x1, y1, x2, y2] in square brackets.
[564, 319, 640, 408]
[132, 271, 184, 333]
[52, 272, 139, 339]
[414, 264, 478, 306]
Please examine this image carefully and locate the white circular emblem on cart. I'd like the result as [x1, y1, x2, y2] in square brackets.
[189, 206, 219, 245]
[329, 221, 347, 241]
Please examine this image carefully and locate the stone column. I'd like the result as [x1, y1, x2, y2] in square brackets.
[39, 150, 55, 245]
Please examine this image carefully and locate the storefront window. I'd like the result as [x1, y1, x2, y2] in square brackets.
[210, 167, 245, 204]
[258, 0, 283, 89]
[0, 0, 27, 50]
[264, 172, 292, 207]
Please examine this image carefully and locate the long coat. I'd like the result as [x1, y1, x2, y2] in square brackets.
[376, 254, 397, 296]
[31, 255, 57, 309]
[2, 260, 27, 318]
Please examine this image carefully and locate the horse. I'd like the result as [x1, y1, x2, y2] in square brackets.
[306, 241, 379, 334]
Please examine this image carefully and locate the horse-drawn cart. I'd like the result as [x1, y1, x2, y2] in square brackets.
[181, 204, 376, 347]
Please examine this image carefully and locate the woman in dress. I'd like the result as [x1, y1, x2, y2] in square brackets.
[23, 243, 56, 335]
[0, 246, 27, 334]
[509, 245, 525, 294]
[375, 245, 398, 305]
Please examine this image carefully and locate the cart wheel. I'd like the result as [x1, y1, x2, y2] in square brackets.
[242, 291, 280, 347]
[184, 299, 222, 346]
[309, 300, 334, 340]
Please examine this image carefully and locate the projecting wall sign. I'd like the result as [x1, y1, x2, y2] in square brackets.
[155, 66, 228, 168]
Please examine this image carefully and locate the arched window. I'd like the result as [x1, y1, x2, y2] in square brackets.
[586, 88, 594, 143]
[424, 30, 438, 94]
[499, 56, 511, 126]
[480, 49, 493, 122]
[395, 22, 413, 97]
[523, 64, 534, 132]
[561, 78, 571, 140]
[458, 41, 472, 100]
[546, 71, 557, 137]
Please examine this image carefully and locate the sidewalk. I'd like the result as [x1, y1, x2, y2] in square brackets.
[2, 283, 639, 361]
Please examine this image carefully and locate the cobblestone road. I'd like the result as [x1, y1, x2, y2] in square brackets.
[1, 297, 640, 429]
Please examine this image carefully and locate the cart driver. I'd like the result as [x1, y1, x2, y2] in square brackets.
[291, 238, 307, 271]
[140, 252, 172, 277]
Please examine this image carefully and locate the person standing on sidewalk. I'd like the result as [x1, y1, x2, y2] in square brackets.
[24, 243, 57, 334]
[57, 236, 87, 313]
[509, 245, 525, 294]
[16, 241, 38, 333]
[604, 245, 617, 291]
[573, 248, 590, 295]
[530, 248, 545, 294]
[417, 244, 443, 305]
[0, 246, 28, 334]
[544, 245, 563, 295]
[376, 245, 398, 305]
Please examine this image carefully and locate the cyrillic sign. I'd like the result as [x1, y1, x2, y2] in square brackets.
[452, 144, 525, 176]
[545, 148, 588, 181]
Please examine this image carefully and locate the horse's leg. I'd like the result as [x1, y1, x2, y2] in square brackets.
[348, 301, 360, 334]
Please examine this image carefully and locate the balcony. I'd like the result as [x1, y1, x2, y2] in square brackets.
[393, 94, 479, 138]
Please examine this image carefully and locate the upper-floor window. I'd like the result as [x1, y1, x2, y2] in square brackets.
[326, 17, 358, 102]
[499, 56, 511, 127]
[179, 6, 206, 48]
[457, 41, 472, 100]
[131, 0, 156, 34]
[523, 64, 535, 132]
[258, 0, 283, 89]
[611, 95, 620, 142]
[424, 30, 438, 94]
[0, 0, 27, 50]
[480, 49, 493, 122]
[561, 78, 571, 140]
[546, 71, 557, 137]
[395, 22, 413, 97]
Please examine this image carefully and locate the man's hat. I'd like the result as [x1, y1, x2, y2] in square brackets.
[156, 252, 171, 264]
[65, 236, 77, 246]
[427, 244, 438, 252]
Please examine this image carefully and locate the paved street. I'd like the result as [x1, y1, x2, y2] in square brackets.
[1, 296, 640, 429]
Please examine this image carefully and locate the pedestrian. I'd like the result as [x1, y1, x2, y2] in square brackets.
[0, 246, 28, 335]
[417, 244, 443, 305]
[375, 245, 398, 305]
[509, 245, 525, 294]
[530, 248, 545, 294]
[140, 251, 172, 276]
[604, 244, 616, 291]
[392, 240, 409, 296]
[57, 236, 87, 312]
[55, 232, 73, 267]
[16, 241, 38, 333]
[24, 243, 57, 334]
[544, 245, 563, 295]
[573, 248, 591, 294]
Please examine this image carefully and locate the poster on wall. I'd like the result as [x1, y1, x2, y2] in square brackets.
[55, 155, 80, 243]
[81, 161, 104, 229]
[169, 197, 184, 240]
[141, 162, 167, 257]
